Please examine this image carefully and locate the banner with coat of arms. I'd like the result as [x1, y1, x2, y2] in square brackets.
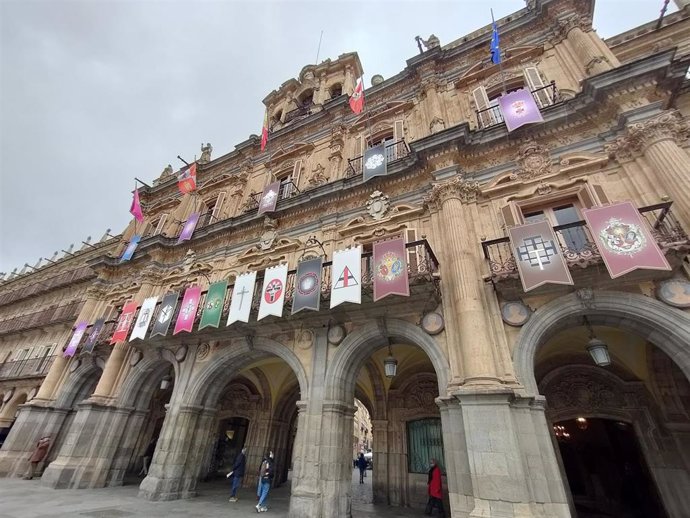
[373, 238, 409, 302]
[292, 257, 323, 314]
[583, 201, 671, 279]
[498, 89, 543, 132]
[173, 286, 202, 335]
[258, 264, 288, 320]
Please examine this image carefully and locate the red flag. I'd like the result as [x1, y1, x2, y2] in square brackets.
[349, 77, 364, 115]
[130, 188, 144, 222]
[583, 201, 671, 279]
[373, 238, 409, 302]
[261, 109, 269, 151]
[178, 163, 197, 194]
[110, 301, 138, 344]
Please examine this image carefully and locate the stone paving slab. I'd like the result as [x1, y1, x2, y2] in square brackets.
[0, 470, 422, 518]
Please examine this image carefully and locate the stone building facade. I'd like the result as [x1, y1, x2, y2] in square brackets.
[1, 1, 690, 517]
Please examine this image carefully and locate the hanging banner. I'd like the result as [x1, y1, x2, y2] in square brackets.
[227, 272, 257, 325]
[582, 201, 671, 279]
[292, 257, 323, 314]
[177, 212, 200, 244]
[83, 317, 106, 354]
[178, 163, 197, 194]
[110, 301, 138, 344]
[119, 235, 141, 263]
[129, 296, 158, 341]
[173, 286, 202, 335]
[330, 246, 362, 308]
[498, 88, 543, 132]
[373, 238, 409, 302]
[258, 264, 289, 320]
[258, 181, 280, 215]
[199, 280, 228, 330]
[64, 321, 88, 358]
[151, 292, 179, 338]
[363, 143, 387, 182]
[508, 220, 574, 292]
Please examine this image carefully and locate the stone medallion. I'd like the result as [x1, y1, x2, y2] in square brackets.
[27, 387, 38, 401]
[130, 350, 143, 367]
[296, 329, 314, 350]
[501, 301, 532, 327]
[366, 191, 390, 220]
[175, 345, 188, 362]
[421, 312, 445, 335]
[69, 358, 81, 373]
[197, 342, 211, 361]
[327, 324, 346, 345]
[3, 388, 14, 403]
[657, 279, 690, 308]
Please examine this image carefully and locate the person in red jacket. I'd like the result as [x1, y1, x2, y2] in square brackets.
[425, 458, 445, 517]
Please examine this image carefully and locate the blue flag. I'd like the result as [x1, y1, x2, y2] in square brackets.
[490, 21, 501, 64]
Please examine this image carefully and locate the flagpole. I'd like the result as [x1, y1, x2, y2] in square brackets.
[491, 9, 508, 96]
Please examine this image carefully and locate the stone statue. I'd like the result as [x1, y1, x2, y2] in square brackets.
[153, 164, 174, 186]
[199, 142, 213, 164]
[417, 34, 440, 52]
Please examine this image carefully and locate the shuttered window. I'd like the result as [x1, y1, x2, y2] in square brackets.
[406, 228, 419, 272]
[153, 214, 168, 236]
[523, 66, 552, 108]
[472, 86, 495, 128]
[210, 192, 227, 223]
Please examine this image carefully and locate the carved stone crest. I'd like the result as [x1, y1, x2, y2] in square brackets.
[259, 217, 278, 250]
[429, 116, 446, 134]
[366, 191, 391, 220]
[307, 163, 329, 190]
[512, 141, 552, 180]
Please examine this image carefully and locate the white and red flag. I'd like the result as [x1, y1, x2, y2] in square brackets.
[349, 77, 364, 114]
[258, 264, 288, 320]
[330, 246, 362, 308]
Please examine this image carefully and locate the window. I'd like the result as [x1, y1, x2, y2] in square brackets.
[522, 200, 588, 252]
[152, 214, 168, 236]
[407, 418, 445, 474]
[276, 161, 302, 200]
[329, 83, 343, 99]
[35, 345, 53, 372]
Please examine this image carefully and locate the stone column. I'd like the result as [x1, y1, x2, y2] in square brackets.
[558, 15, 616, 76]
[425, 176, 499, 385]
[371, 419, 389, 504]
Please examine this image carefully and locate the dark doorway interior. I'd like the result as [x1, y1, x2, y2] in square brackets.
[555, 417, 667, 518]
[212, 417, 249, 476]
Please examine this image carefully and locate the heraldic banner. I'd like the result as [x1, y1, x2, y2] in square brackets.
[120, 235, 141, 263]
[258, 264, 288, 320]
[258, 180, 280, 215]
[508, 220, 573, 292]
[111, 301, 138, 344]
[373, 238, 409, 302]
[177, 212, 200, 244]
[498, 88, 543, 132]
[174, 286, 202, 335]
[292, 257, 323, 314]
[130, 296, 158, 341]
[330, 246, 362, 308]
[64, 321, 88, 358]
[363, 143, 387, 182]
[199, 280, 228, 330]
[83, 317, 105, 353]
[151, 292, 179, 338]
[227, 272, 257, 325]
[583, 201, 671, 279]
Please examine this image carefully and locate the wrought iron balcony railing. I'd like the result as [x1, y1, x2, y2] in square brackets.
[346, 139, 410, 178]
[0, 266, 95, 309]
[475, 82, 561, 130]
[481, 202, 689, 282]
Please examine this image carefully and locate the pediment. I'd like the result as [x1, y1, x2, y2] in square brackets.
[266, 141, 315, 169]
[338, 203, 425, 238]
[236, 236, 303, 266]
[350, 101, 413, 130]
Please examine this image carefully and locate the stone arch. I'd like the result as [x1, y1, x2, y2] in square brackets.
[324, 318, 449, 402]
[116, 351, 177, 410]
[54, 357, 103, 409]
[513, 291, 690, 396]
[183, 337, 308, 408]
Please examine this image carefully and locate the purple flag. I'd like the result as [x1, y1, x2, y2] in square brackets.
[498, 89, 543, 132]
[173, 285, 201, 335]
[64, 321, 88, 358]
[177, 212, 200, 243]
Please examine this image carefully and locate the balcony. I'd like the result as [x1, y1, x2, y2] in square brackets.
[0, 300, 83, 337]
[117, 239, 440, 340]
[481, 202, 690, 297]
[242, 180, 301, 214]
[0, 355, 55, 380]
[346, 139, 410, 178]
[0, 266, 95, 309]
[475, 82, 561, 130]
[283, 102, 314, 124]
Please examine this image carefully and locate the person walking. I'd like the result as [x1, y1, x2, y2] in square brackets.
[226, 447, 247, 502]
[425, 458, 445, 517]
[357, 452, 367, 484]
[256, 450, 274, 513]
[23, 436, 51, 480]
[139, 438, 157, 476]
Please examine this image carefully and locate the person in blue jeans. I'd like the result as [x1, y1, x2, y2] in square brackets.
[226, 447, 247, 502]
[256, 450, 274, 513]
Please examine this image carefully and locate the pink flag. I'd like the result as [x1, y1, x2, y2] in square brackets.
[64, 321, 88, 358]
[583, 201, 671, 279]
[173, 285, 202, 335]
[130, 188, 144, 222]
[373, 238, 409, 302]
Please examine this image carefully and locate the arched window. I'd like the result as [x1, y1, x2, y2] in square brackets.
[297, 89, 314, 107]
[329, 83, 343, 99]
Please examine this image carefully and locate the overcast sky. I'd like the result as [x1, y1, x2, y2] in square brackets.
[0, 0, 675, 274]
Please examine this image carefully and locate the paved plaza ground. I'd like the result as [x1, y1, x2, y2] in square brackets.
[0, 469, 422, 518]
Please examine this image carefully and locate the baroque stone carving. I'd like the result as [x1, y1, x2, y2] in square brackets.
[607, 110, 689, 160]
[424, 176, 482, 208]
[512, 141, 553, 179]
[429, 116, 446, 134]
[259, 217, 278, 250]
[557, 14, 593, 38]
[199, 142, 213, 164]
[153, 164, 174, 185]
[307, 163, 329, 190]
[366, 191, 391, 220]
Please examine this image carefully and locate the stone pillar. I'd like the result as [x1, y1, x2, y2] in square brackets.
[371, 419, 389, 504]
[558, 15, 616, 76]
[425, 176, 499, 385]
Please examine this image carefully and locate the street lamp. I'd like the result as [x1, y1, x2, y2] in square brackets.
[160, 375, 172, 390]
[383, 344, 397, 378]
[584, 316, 611, 367]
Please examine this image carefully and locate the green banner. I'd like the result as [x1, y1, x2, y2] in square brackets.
[199, 280, 228, 330]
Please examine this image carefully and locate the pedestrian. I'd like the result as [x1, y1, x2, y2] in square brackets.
[357, 452, 367, 484]
[23, 436, 51, 480]
[226, 447, 247, 502]
[256, 450, 274, 513]
[139, 438, 157, 476]
[424, 458, 445, 517]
